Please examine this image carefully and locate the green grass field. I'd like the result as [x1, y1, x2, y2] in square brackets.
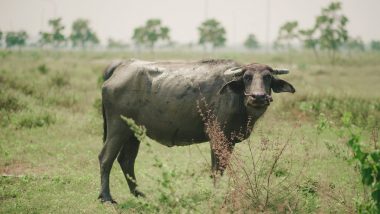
[1, 50, 379, 213]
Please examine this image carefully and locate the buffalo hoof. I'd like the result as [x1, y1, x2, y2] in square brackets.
[132, 189, 146, 198]
[98, 194, 117, 204]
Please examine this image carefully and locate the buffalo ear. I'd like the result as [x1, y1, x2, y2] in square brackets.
[271, 78, 296, 93]
[218, 79, 244, 94]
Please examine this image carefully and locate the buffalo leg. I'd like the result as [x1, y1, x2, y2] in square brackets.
[117, 136, 145, 197]
[210, 142, 235, 177]
[98, 134, 126, 203]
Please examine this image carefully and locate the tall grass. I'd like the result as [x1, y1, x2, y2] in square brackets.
[281, 94, 380, 128]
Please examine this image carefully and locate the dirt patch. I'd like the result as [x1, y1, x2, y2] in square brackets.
[0, 160, 44, 176]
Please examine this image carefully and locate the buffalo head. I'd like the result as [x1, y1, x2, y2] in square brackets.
[219, 63, 295, 109]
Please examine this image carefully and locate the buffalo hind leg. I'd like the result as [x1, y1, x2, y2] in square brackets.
[118, 136, 145, 197]
[98, 134, 126, 203]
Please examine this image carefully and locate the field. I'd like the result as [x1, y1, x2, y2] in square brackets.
[1, 50, 379, 213]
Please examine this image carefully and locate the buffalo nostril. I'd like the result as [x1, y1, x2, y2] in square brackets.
[252, 93, 266, 99]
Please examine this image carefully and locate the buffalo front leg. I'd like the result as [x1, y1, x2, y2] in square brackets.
[117, 136, 145, 197]
[210, 142, 235, 177]
[98, 135, 125, 203]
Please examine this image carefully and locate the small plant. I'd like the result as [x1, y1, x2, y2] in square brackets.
[347, 132, 380, 213]
[120, 115, 208, 212]
[13, 111, 56, 128]
[37, 64, 48, 74]
[92, 98, 102, 115]
[197, 97, 308, 212]
[284, 95, 380, 128]
[0, 91, 22, 112]
[50, 73, 69, 87]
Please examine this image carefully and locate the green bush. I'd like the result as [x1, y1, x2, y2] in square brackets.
[0, 91, 23, 112]
[50, 73, 69, 87]
[347, 133, 380, 213]
[14, 111, 56, 128]
[284, 95, 380, 128]
[37, 64, 49, 74]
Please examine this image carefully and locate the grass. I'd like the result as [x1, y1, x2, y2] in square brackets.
[0, 49, 379, 213]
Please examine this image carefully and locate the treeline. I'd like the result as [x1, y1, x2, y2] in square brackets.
[273, 2, 380, 62]
[0, 1, 380, 53]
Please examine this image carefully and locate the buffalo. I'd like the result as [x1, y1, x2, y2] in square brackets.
[98, 59, 295, 203]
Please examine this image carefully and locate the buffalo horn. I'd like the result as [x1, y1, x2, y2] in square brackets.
[224, 67, 244, 77]
[272, 69, 289, 75]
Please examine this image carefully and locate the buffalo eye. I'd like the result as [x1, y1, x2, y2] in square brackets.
[244, 75, 252, 82]
[263, 74, 271, 81]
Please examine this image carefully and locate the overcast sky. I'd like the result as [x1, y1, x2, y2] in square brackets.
[1, 0, 379, 45]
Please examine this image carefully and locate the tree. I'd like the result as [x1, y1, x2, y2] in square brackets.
[198, 19, 226, 50]
[0, 30, 3, 47]
[299, 28, 319, 56]
[39, 17, 66, 48]
[346, 37, 365, 52]
[5, 31, 28, 50]
[314, 1, 349, 62]
[132, 19, 170, 51]
[275, 21, 299, 50]
[244, 34, 259, 50]
[70, 19, 99, 48]
[370, 40, 380, 51]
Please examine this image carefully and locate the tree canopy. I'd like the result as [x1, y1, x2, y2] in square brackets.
[371, 40, 380, 51]
[198, 19, 226, 49]
[244, 34, 259, 50]
[275, 21, 299, 50]
[132, 19, 170, 51]
[0, 30, 3, 46]
[5, 31, 28, 49]
[70, 19, 99, 48]
[39, 17, 66, 48]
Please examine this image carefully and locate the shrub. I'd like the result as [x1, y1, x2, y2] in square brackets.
[50, 73, 69, 87]
[14, 111, 56, 128]
[0, 91, 23, 112]
[347, 132, 380, 213]
[120, 115, 210, 212]
[37, 64, 49, 74]
[283, 95, 380, 128]
[197, 97, 308, 212]
[93, 98, 102, 115]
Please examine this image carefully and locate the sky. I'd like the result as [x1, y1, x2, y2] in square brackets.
[0, 0, 379, 45]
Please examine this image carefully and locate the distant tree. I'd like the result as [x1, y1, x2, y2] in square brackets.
[346, 37, 365, 52]
[107, 38, 129, 49]
[39, 32, 52, 47]
[49, 18, 66, 47]
[5, 31, 28, 50]
[298, 28, 319, 58]
[370, 40, 380, 51]
[314, 1, 349, 62]
[244, 34, 259, 50]
[39, 17, 66, 48]
[132, 19, 170, 51]
[70, 19, 99, 48]
[0, 30, 3, 47]
[275, 21, 299, 50]
[198, 19, 226, 50]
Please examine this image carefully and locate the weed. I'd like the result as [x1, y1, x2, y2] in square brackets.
[47, 93, 78, 108]
[120, 115, 212, 213]
[196, 97, 310, 213]
[13, 111, 56, 128]
[93, 98, 102, 115]
[50, 73, 69, 87]
[37, 64, 48, 74]
[284, 95, 380, 128]
[0, 91, 23, 112]
[347, 132, 380, 213]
